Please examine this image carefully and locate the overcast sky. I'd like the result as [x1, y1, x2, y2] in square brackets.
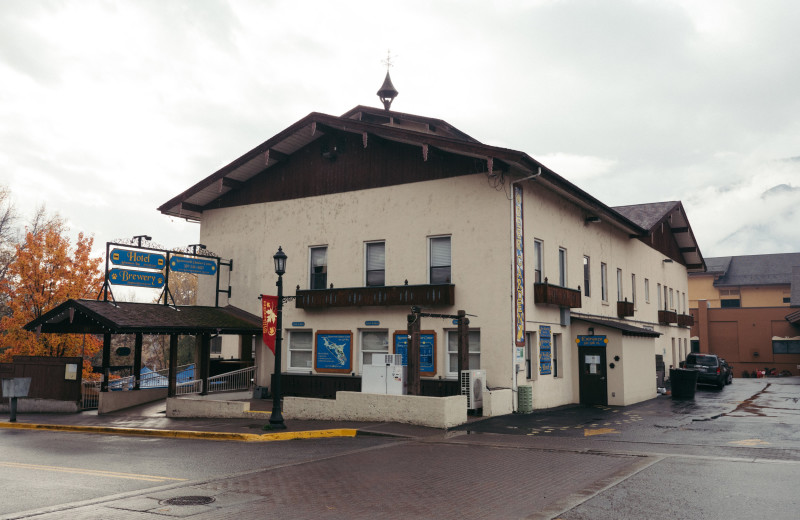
[1, 0, 798, 263]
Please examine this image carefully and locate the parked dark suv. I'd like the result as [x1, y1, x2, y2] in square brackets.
[684, 353, 727, 389]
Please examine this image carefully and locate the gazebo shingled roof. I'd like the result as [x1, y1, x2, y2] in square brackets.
[24, 299, 262, 336]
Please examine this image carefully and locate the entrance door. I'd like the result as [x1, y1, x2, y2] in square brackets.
[579, 346, 607, 405]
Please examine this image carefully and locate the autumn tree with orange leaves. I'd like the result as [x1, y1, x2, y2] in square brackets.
[0, 215, 104, 369]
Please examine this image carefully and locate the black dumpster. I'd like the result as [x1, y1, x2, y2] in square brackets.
[670, 368, 698, 399]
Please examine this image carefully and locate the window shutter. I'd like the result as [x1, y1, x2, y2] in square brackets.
[430, 237, 451, 267]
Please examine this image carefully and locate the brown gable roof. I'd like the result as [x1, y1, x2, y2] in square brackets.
[613, 201, 706, 272]
[158, 106, 647, 237]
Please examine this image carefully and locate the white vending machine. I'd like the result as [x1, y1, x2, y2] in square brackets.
[361, 354, 407, 395]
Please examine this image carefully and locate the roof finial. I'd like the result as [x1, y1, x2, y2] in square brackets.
[377, 49, 398, 110]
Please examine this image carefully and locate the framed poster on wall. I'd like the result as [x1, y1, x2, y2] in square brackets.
[314, 331, 353, 373]
[393, 330, 436, 376]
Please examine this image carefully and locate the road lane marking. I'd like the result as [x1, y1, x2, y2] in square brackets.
[0, 461, 187, 482]
[729, 439, 770, 446]
[584, 428, 619, 437]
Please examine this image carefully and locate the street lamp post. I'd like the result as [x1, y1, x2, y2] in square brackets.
[269, 246, 288, 429]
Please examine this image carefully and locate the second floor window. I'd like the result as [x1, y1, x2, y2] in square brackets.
[430, 236, 451, 284]
[533, 240, 543, 283]
[365, 242, 385, 286]
[558, 248, 567, 287]
[616, 268, 623, 301]
[310, 246, 327, 289]
[601, 262, 608, 301]
[583, 256, 591, 297]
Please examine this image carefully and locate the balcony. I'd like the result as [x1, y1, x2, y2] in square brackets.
[677, 313, 694, 327]
[617, 300, 634, 318]
[533, 281, 582, 308]
[658, 310, 678, 325]
[295, 283, 455, 309]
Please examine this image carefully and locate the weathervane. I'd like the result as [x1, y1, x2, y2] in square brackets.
[381, 49, 397, 70]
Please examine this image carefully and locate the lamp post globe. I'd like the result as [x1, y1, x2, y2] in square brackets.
[273, 247, 287, 275]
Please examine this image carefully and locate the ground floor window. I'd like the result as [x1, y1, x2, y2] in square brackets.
[360, 330, 389, 369]
[552, 333, 561, 377]
[288, 330, 313, 370]
[210, 336, 222, 355]
[773, 340, 800, 354]
[446, 330, 480, 377]
[526, 331, 537, 380]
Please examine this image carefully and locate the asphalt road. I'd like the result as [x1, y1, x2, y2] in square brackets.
[1, 377, 798, 519]
[0, 431, 395, 516]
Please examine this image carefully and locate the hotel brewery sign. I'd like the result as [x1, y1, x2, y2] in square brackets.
[110, 249, 166, 288]
[108, 247, 217, 290]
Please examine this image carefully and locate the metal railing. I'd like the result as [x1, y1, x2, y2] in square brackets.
[176, 379, 203, 395]
[81, 380, 100, 409]
[80, 364, 196, 410]
[178, 366, 256, 396]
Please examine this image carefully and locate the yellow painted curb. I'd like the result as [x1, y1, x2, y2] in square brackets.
[0, 422, 358, 442]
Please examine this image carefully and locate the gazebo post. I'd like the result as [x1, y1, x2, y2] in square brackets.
[133, 333, 143, 390]
[101, 333, 111, 392]
[168, 334, 178, 398]
[199, 333, 210, 396]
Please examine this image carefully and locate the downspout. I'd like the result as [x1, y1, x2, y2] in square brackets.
[508, 166, 542, 411]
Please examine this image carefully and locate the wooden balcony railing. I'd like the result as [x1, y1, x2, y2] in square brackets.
[658, 310, 678, 325]
[533, 281, 582, 308]
[295, 283, 455, 309]
[677, 313, 694, 327]
[617, 300, 634, 318]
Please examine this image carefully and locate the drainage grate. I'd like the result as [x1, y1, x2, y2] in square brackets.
[160, 496, 216, 506]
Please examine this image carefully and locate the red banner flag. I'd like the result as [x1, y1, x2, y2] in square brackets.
[261, 295, 278, 354]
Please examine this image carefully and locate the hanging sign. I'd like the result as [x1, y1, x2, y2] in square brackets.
[109, 268, 165, 288]
[110, 248, 165, 270]
[513, 184, 526, 346]
[170, 256, 217, 275]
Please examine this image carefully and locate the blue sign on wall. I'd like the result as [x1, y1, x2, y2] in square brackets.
[578, 335, 608, 347]
[365, 321, 380, 326]
[109, 268, 165, 289]
[314, 332, 352, 373]
[170, 256, 217, 275]
[110, 248, 165, 270]
[539, 325, 552, 375]
[394, 333, 436, 375]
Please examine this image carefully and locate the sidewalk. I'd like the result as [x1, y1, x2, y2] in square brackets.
[0, 398, 449, 441]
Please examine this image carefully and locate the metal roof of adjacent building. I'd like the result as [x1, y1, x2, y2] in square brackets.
[700, 252, 800, 287]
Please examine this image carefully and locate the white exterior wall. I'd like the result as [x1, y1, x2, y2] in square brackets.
[194, 170, 689, 411]
[197, 174, 515, 389]
[519, 184, 688, 408]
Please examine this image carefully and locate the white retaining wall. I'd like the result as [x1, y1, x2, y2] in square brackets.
[284, 391, 468, 429]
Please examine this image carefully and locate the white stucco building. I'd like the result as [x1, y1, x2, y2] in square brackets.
[160, 102, 704, 412]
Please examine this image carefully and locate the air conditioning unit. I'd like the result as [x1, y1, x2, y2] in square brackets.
[461, 369, 486, 410]
[378, 354, 403, 366]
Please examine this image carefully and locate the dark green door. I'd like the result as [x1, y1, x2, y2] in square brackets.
[579, 346, 607, 405]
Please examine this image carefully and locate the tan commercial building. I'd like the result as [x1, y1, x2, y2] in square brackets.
[689, 253, 800, 376]
[160, 101, 704, 412]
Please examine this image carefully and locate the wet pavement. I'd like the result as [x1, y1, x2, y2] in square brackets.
[1, 377, 799, 519]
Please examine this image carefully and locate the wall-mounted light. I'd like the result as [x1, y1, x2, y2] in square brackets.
[585, 216, 601, 224]
[663, 258, 674, 263]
